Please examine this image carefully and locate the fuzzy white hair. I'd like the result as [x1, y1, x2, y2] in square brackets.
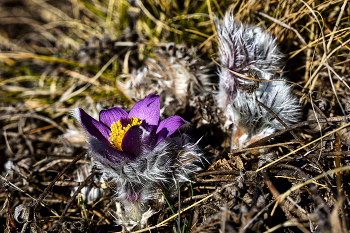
[91, 133, 205, 223]
[118, 43, 215, 108]
[71, 108, 205, 225]
[215, 11, 300, 149]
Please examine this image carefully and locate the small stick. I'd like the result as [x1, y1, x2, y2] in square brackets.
[0, 114, 66, 133]
[56, 171, 96, 226]
[256, 122, 350, 172]
[33, 151, 86, 210]
[258, 12, 307, 46]
[196, 170, 240, 177]
[131, 194, 214, 233]
[231, 141, 303, 155]
[248, 115, 350, 148]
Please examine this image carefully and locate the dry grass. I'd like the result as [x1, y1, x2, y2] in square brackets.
[1, 0, 350, 232]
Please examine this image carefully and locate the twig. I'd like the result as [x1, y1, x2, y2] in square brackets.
[131, 194, 213, 233]
[258, 12, 307, 46]
[196, 170, 240, 177]
[0, 175, 59, 216]
[211, 56, 302, 88]
[248, 115, 350, 148]
[263, 219, 310, 233]
[256, 121, 350, 172]
[56, 171, 96, 226]
[198, 32, 217, 51]
[3, 131, 66, 145]
[244, 200, 276, 229]
[194, 178, 235, 183]
[40, 180, 102, 187]
[230, 141, 303, 155]
[307, 151, 350, 158]
[0, 114, 66, 133]
[38, 159, 90, 173]
[33, 151, 86, 210]
[274, 166, 350, 214]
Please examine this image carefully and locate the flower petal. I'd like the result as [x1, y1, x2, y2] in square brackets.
[122, 125, 157, 156]
[99, 107, 128, 127]
[128, 93, 160, 125]
[156, 116, 186, 145]
[77, 108, 111, 145]
[89, 137, 136, 162]
[121, 126, 143, 156]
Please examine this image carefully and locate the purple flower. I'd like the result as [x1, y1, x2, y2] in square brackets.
[73, 93, 186, 160]
[71, 93, 205, 227]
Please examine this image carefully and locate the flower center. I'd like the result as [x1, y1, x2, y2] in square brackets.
[109, 117, 142, 151]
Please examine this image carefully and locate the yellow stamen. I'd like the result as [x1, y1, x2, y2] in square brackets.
[109, 117, 142, 151]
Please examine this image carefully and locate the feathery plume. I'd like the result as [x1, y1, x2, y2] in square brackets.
[215, 11, 300, 149]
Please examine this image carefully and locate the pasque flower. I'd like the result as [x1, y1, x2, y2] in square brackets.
[71, 93, 204, 228]
[73, 93, 186, 161]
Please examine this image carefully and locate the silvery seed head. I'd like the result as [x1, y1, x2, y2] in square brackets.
[215, 11, 300, 149]
[118, 43, 215, 113]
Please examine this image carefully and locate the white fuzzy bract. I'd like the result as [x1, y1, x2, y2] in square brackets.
[216, 11, 300, 149]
